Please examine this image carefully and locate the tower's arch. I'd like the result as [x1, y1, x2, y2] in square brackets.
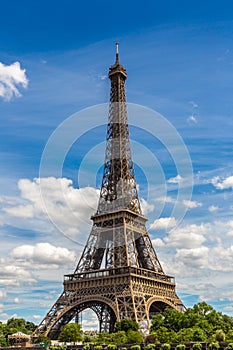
[45, 298, 117, 339]
[147, 296, 181, 317]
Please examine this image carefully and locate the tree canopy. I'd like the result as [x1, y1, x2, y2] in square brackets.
[58, 323, 82, 343]
[150, 302, 233, 343]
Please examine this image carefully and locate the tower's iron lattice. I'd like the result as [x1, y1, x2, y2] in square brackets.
[35, 43, 184, 339]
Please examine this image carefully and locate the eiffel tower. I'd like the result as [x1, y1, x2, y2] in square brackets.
[35, 43, 184, 339]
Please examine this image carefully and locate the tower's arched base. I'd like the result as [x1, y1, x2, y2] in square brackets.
[34, 267, 184, 339]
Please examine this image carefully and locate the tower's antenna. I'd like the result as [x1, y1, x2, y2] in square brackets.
[116, 40, 119, 62]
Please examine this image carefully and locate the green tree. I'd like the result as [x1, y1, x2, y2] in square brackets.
[34, 334, 51, 345]
[163, 308, 184, 332]
[192, 327, 207, 341]
[115, 319, 139, 333]
[215, 330, 225, 342]
[5, 318, 36, 336]
[150, 314, 164, 332]
[127, 330, 143, 344]
[152, 326, 177, 343]
[226, 330, 233, 342]
[58, 323, 82, 343]
[111, 331, 127, 344]
[0, 336, 7, 347]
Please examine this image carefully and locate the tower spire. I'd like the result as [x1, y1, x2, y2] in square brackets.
[97, 43, 141, 214]
[116, 40, 119, 62]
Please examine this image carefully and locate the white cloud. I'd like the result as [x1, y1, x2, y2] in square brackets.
[2, 177, 99, 241]
[182, 199, 202, 209]
[175, 246, 209, 269]
[140, 198, 154, 215]
[0, 290, 7, 299]
[189, 101, 199, 108]
[0, 61, 28, 101]
[11, 243, 76, 268]
[208, 205, 219, 212]
[187, 115, 198, 124]
[152, 238, 165, 247]
[211, 175, 233, 190]
[14, 297, 20, 303]
[213, 220, 233, 237]
[167, 174, 183, 184]
[155, 196, 174, 203]
[164, 223, 209, 249]
[0, 265, 36, 286]
[209, 245, 233, 272]
[32, 315, 42, 320]
[0, 312, 18, 321]
[150, 217, 177, 230]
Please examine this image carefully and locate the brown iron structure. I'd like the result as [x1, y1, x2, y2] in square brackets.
[35, 43, 184, 339]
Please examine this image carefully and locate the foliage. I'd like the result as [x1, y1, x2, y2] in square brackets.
[161, 343, 171, 350]
[145, 344, 156, 350]
[0, 336, 7, 347]
[150, 302, 233, 343]
[130, 345, 141, 350]
[127, 330, 144, 344]
[83, 337, 92, 343]
[112, 331, 128, 344]
[83, 344, 90, 350]
[226, 331, 233, 342]
[6, 317, 36, 335]
[208, 342, 220, 350]
[192, 343, 203, 350]
[215, 330, 225, 342]
[34, 333, 51, 345]
[150, 314, 164, 331]
[107, 345, 117, 350]
[0, 318, 37, 346]
[227, 344, 233, 350]
[94, 346, 103, 350]
[115, 319, 139, 333]
[58, 322, 82, 343]
[176, 344, 186, 350]
[95, 331, 127, 345]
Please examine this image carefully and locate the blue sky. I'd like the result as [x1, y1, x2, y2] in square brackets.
[1, 0, 233, 329]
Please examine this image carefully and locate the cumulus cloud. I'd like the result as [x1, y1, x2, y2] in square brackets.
[0, 265, 36, 286]
[152, 238, 165, 247]
[0, 61, 28, 101]
[209, 245, 233, 272]
[175, 246, 209, 269]
[182, 199, 202, 209]
[150, 217, 177, 230]
[2, 177, 99, 241]
[211, 175, 233, 190]
[11, 242, 76, 268]
[140, 198, 154, 215]
[164, 223, 209, 249]
[167, 175, 183, 184]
